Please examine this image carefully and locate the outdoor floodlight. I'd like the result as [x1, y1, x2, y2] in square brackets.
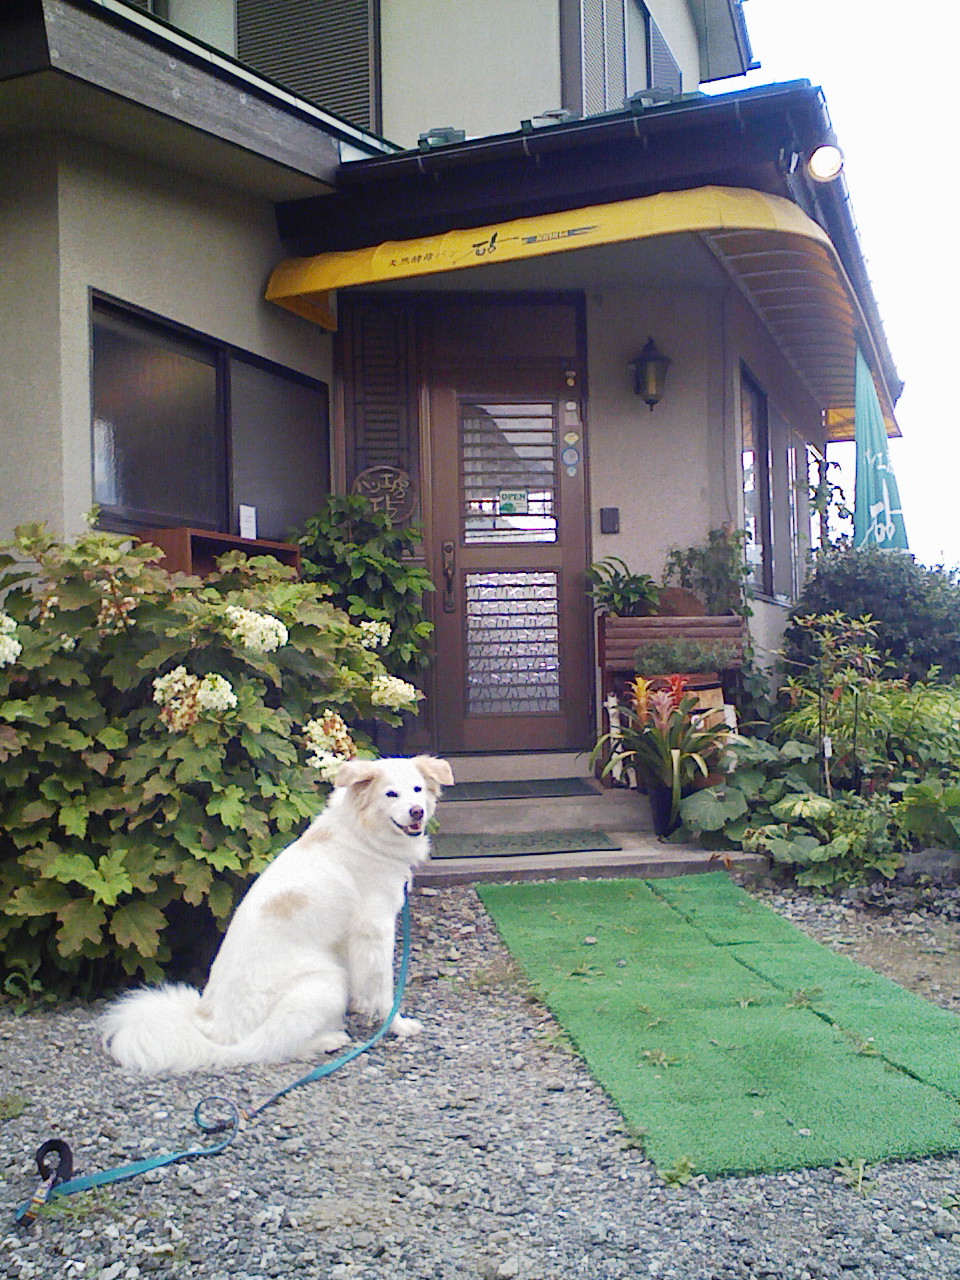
[807, 144, 844, 183]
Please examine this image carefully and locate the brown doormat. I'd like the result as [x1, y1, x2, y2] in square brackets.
[430, 829, 622, 859]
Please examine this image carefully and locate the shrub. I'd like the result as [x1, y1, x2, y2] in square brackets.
[783, 544, 960, 682]
[0, 521, 422, 999]
[632, 637, 742, 675]
[294, 495, 434, 681]
[586, 557, 660, 617]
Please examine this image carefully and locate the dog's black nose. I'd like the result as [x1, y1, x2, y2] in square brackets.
[409, 806, 424, 822]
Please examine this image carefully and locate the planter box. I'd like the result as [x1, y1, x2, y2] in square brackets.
[598, 613, 746, 701]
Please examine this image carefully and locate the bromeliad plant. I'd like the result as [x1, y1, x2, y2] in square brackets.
[592, 675, 728, 830]
[0, 520, 423, 1000]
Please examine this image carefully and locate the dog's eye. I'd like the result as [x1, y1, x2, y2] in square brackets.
[386, 789, 399, 798]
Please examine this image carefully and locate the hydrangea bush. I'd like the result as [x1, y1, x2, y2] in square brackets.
[0, 521, 422, 999]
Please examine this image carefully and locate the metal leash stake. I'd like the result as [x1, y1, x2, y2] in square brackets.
[15, 1097, 241, 1224]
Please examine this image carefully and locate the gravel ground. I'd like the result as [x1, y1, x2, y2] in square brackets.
[3, 876, 960, 1280]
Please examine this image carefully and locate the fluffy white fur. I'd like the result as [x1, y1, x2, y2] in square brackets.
[100, 755, 454, 1075]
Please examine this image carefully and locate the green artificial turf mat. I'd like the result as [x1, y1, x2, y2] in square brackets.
[430, 829, 621, 858]
[477, 874, 960, 1177]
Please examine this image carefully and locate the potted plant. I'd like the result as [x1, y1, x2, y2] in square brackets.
[586, 556, 660, 616]
[592, 675, 728, 836]
[662, 526, 750, 618]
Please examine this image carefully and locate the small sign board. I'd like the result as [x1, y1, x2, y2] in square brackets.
[498, 489, 529, 515]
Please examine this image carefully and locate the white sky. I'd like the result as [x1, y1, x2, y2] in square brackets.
[719, 0, 958, 568]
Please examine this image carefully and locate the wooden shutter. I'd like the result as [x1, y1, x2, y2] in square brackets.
[338, 298, 420, 516]
[236, 0, 377, 131]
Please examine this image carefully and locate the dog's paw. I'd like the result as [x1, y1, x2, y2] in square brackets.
[389, 1014, 423, 1039]
[309, 1030, 352, 1054]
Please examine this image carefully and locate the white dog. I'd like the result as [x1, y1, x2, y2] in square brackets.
[100, 755, 454, 1075]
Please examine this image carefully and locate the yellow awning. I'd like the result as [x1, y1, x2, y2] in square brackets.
[266, 184, 898, 438]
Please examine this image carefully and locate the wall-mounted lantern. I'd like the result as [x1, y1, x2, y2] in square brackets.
[630, 338, 671, 411]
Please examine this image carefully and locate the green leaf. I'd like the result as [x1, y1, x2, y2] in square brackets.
[58, 799, 90, 839]
[7, 881, 73, 917]
[110, 901, 166, 958]
[56, 899, 107, 956]
[207, 879, 236, 922]
[172, 859, 214, 906]
[206, 786, 246, 830]
[679, 786, 748, 832]
[96, 726, 129, 751]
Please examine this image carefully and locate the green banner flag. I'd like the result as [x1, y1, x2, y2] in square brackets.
[853, 347, 908, 550]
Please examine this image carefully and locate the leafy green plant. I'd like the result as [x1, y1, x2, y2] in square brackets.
[835, 1158, 874, 1196]
[894, 779, 960, 851]
[742, 792, 901, 888]
[659, 1155, 697, 1187]
[678, 734, 820, 848]
[778, 613, 960, 790]
[586, 557, 660, 617]
[294, 494, 435, 679]
[593, 675, 728, 831]
[663, 527, 750, 617]
[633, 637, 741, 675]
[783, 543, 960, 683]
[0, 520, 422, 999]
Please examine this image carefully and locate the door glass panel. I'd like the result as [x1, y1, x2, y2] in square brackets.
[460, 402, 557, 543]
[465, 571, 561, 714]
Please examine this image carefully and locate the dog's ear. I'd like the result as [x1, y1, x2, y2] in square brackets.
[412, 755, 455, 792]
[334, 758, 381, 789]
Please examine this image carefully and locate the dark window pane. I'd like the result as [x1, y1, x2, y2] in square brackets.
[229, 359, 329, 542]
[92, 308, 223, 530]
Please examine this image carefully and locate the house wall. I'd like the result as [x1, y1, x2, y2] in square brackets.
[647, 0, 700, 87]
[0, 134, 331, 541]
[0, 144, 65, 536]
[166, 0, 237, 55]
[380, 0, 562, 145]
[585, 267, 822, 673]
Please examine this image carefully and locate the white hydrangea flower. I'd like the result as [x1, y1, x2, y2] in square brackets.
[0, 633, 22, 668]
[225, 605, 288, 653]
[196, 673, 238, 713]
[304, 710, 357, 778]
[358, 619, 392, 650]
[370, 673, 420, 710]
[152, 666, 201, 731]
[306, 749, 345, 782]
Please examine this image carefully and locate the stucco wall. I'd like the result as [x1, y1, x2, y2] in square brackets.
[380, 0, 562, 146]
[0, 144, 65, 536]
[1, 134, 331, 540]
[585, 268, 823, 670]
[586, 280, 733, 583]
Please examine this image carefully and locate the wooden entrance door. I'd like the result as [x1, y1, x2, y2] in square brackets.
[430, 366, 590, 753]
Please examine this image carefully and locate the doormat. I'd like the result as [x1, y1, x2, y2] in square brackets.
[477, 873, 960, 1177]
[431, 829, 622, 859]
[443, 777, 600, 802]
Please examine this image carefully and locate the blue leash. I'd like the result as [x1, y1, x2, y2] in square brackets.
[16, 889, 412, 1224]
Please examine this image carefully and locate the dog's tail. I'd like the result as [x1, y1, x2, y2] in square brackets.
[100, 984, 249, 1075]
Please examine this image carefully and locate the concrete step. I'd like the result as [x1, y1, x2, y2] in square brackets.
[420, 836, 766, 886]
[445, 752, 592, 783]
[437, 787, 653, 835]
[424, 752, 766, 886]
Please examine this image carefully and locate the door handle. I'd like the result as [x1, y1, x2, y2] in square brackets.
[441, 540, 456, 613]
